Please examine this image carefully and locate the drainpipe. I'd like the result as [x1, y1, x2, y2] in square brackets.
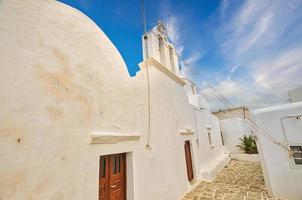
[143, 34, 152, 149]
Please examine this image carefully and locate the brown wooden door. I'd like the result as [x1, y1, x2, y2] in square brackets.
[184, 141, 194, 182]
[99, 154, 126, 200]
[99, 156, 109, 200]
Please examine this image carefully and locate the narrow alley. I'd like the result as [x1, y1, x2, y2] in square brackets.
[182, 160, 284, 200]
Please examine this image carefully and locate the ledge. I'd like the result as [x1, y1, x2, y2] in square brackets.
[90, 132, 140, 144]
[179, 129, 194, 135]
[139, 57, 186, 86]
[180, 77, 197, 87]
[89, 126, 140, 144]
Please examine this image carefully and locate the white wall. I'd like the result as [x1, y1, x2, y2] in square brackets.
[181, 79, 229, 180]
[183, 79, 196, 96]
[182, 78, 210, 110]
[220, 118, 254, 154]
[252, 102, 302, 200]
[0, 0, 228, 199]
[288, 86, 302, 102]
[194, 109, 229, 180]
[133, 64, 198, 200]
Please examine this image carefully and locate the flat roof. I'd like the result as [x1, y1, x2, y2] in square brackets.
[212, 106, 248, 113]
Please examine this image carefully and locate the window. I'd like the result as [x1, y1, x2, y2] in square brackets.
[208, 132, 213, 146]
[191, 85, 196, 95]
[220, 131, 224, 146]
[206, 125, 214, 148]
[112, 155, 121, 174]
[169, 47, 176, 73]
[100, 157, 106, 178]
[290, 145, 302, 165]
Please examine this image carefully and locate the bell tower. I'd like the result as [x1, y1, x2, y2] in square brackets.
[142, 20, 180, 75]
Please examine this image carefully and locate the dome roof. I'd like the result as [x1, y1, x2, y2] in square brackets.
[0, 1, 145, 198]
[0, 0, 140, 126]
[0, 0, 130, 80]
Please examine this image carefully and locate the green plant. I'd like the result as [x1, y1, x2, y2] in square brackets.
[236, 135, 258, 154]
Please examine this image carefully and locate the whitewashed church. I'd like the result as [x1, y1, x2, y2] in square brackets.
[1, 1, 302, 200]
[0, 1, 229, 199]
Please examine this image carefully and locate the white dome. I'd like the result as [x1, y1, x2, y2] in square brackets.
[0, 0, 130, 83]
[0, 0, 138, 127]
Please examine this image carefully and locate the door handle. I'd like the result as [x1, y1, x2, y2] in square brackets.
[110, 184, 117, 188]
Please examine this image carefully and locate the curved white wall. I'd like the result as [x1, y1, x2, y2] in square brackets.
[0, 0, 144, 199]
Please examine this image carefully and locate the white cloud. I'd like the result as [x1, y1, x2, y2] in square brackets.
[165, 16, 184, 55]
[202, 80, 245, 109]
[201, 78, 283, 111]
[183, 53, 202, 66]
[159, 0, 302, 110]
[252, 46, 302, 92]
[219, 1, 275, 58]
[179, 52, 203, 77]
[236, 12, 272, 56]
[230, 65, 240, 74]
[227, 64, 241, 78]
[220, 0, 302, 59]
[202, 0, 302, 110]
[164, 16, 203, 78]
[212, 80, 243, 98]
[219, 0, 230, 20]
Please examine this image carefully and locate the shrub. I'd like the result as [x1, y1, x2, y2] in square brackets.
[236, 135, 258, 154]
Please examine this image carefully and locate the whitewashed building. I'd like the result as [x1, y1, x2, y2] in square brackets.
[252, 87, 302, 200]
[0, 1, 229, 200]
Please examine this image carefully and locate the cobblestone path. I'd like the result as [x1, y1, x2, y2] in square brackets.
[182, 159, 284, 200]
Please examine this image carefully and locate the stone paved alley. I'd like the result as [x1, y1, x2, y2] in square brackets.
[182, 160, 284, 200]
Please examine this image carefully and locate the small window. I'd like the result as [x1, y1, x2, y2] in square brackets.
[169, 47, 176, 73]
[112, 155, 121, 174]
[113, 156, 116, 174]
[290, 145, 302, 165]
[208, 132, 213, 146]
[191, 85, 196, 95]
[117, 156, 121, 173]
[100, 157, 106, 178]
[220, 131, 224, 146]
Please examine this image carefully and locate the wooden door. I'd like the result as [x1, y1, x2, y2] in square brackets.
[99, 154, 126, 200]
[99, 156, 109, 200]
[184, 141, 194, 182]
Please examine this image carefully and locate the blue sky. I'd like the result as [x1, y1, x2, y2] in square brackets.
[60, 0, 302, 110]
